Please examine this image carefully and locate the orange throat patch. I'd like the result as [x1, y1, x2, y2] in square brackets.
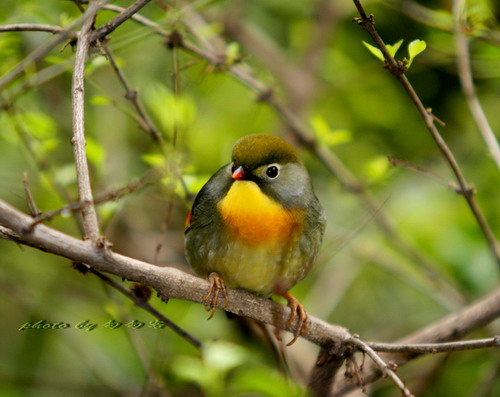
[218, 180, 302, 245]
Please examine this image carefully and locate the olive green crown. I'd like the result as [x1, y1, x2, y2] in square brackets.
[231, 134, 300, 170]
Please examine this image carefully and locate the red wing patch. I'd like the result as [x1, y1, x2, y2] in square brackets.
[184, 210, 192, 231]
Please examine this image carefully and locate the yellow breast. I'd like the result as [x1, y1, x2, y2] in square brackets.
[218, 181, 300, 245]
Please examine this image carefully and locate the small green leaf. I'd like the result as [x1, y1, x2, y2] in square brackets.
[183, 174, 210, 196]
[362, 41, 384, 62]
[226, 42, 240, 64]
[407, 39, 427, 68]
[145, 84, 196, 137]
[387, 39, 403, 58]
[310, 115, 351, 147]
[90, 95, 111, 106]
[54, 164, 77, 187]
[86, 137, 106, 168]
[39, 138, 59, 156]
[142, 153, 165, 168]
[363, 39, 403, 62]
[364, 156, 390, 182]
[203, 341, 246, 373]
[22, 111, 57, 139]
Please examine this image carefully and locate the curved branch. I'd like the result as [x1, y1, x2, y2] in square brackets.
[0, 199, 351, 347]
[1, 199, 499, 395]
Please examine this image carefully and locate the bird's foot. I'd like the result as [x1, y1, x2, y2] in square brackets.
[204, 272, 229, 320]
[281, 292, 309, 346]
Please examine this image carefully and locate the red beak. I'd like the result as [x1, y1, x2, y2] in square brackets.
[232, 166, 246, 180]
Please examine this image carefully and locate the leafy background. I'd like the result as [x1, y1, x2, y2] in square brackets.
[0, 0, 499, 396]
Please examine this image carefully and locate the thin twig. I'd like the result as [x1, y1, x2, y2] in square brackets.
[453, 0, 500, 171]
[333, 288, 500, 394]
[393, 0, 500, 46]
[88, 267, 202, 349]
[349, 336, 415, 397]
[27, 170, 160, 230]
[0, 2, 103, 91]
[0, 24, 64, 34]
[71, 1, 101, 241]
[368, 336, 500, 354]
[23, 173, 41, 217]
[352, 0, 500, 268]
[388, 155, 462, 192]
[90, 0, 153, 42]
[98, 3, 465, 303]
[100, 44, 163, 142]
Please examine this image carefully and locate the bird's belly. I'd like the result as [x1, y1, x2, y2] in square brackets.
[210, 238, 304, 296]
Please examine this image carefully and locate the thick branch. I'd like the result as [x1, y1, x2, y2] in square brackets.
[71, 2, 100, 241]
[333, 288, 500, 394]
[1, 200, 499, 395]
[0, 199, 351, 347]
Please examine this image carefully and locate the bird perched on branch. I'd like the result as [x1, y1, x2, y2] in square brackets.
[185, 134, 325, 344]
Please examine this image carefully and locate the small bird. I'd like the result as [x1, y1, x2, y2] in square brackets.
[185, 134, 325, 344]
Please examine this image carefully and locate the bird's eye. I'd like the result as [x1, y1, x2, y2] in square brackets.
[266, 165, 279, 179]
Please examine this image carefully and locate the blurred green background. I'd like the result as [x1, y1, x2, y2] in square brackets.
[0, 0, 499, 396]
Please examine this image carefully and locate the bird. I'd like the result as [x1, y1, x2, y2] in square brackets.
[184, 134, 325, 345]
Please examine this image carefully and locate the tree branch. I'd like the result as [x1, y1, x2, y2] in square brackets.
[332, 288, 500, 394]
[0, 24, 64, 34]
[71, 1, 101, 241]
[352, 0, 500, 268]
[348, 336, 415, 397]
[0, 199, 499, 395]
[0, 1, 102, 91]
[453, 0, 500, 171]
[90, 0, 152, 42]
[0, 199, 352, 347]
[368, 336, 500, 354]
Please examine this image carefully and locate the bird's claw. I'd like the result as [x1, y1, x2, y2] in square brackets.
[282, 292, 309, 346]
[204, 272, 229, 320]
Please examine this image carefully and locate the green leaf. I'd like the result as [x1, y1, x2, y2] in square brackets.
[90, 95, 111, 106]
[226, 42, 240, 64]
[145, 85, 196, 137]
[310, 115, 351, 147]
[362, 41, 384, 62]
[142, 153, 165, 168]
[364, 155, 390, 182]
[54, 163, 77, 187]
[85, 137, 106, 168]
[407, 39, 427, 68]
[39, 138, 59, 156]
[22, 111, 56, 139]
[363, 39, 403, 62]
[203, 341, 246, 373]
[387, 39, 403, 58]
